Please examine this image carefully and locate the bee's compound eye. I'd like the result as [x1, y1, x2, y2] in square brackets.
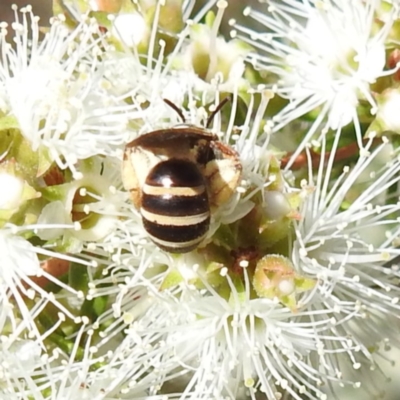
[141, 159, 210, 253]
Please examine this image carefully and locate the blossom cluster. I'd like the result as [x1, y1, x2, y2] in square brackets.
[1, 0, 400, 399]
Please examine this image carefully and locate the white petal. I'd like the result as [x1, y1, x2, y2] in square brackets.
[0, 233, 40, 276]
[37, 200, 69, 240]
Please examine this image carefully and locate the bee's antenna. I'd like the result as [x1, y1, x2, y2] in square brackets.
[163, 99, 186, 123]
[206, 95, 232, 128]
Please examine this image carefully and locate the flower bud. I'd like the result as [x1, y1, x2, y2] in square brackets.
[253, 254, 315, 311]
[0, 160, 40, 224]
[368, 88, 400, 135]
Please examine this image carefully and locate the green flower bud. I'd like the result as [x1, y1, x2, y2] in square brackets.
[141, 0, 184, 34]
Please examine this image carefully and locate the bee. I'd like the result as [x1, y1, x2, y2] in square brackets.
[122, 98, 242, 253]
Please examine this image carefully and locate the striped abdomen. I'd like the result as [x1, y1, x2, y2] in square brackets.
[141, 158, 210, 253]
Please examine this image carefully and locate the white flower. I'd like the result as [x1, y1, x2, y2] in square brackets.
[288, 134, 400, 397]
[0, 319, 141, 399]
[167, 0, 251, 95]
[0, 6, 142, 178]
[236, 0, 400, 139]
[89, 265, 327, 400]
[5, 2, 400, 399]
[37, 156, 123, 244]
[0, 223, 98, 350]
[0, 228, 43, 341]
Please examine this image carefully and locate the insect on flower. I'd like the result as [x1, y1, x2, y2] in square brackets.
[122, 98, 242, 253]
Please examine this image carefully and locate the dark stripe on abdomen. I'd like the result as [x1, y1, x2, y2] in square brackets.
[146, 158, 205, 187]
[142, 193, 209, 216]
[142, 217, 210, 244]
